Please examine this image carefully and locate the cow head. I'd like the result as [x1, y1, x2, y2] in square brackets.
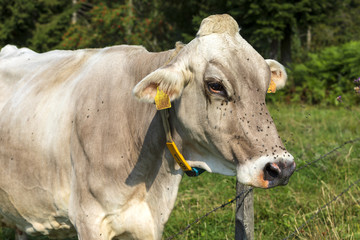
[133, 14, 295, 188]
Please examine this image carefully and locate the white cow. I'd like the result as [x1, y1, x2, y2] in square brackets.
[0, 14, 295, 239]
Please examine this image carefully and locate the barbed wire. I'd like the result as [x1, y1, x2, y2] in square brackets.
[165, 188, 253, 240]
[295, 137, 360, 172]
[165, 137, 360, 240]
[281, 137, 360, 239]
[282, 178, 360, 240]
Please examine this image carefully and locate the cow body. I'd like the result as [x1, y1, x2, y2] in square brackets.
[0, 45, 180, 239]
[0, 15, 295, 239]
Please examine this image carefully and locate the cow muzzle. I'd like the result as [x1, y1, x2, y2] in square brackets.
[263, 161, 296, 188]
[237, 154, 296, 188]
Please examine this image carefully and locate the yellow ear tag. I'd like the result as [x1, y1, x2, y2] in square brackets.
[155, 87, 171, 110]
[267, 80, 277, 93]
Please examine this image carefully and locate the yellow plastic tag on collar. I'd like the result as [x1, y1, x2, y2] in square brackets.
[155, 87, 171, 110]
[166, 142, 192, 172]
[267, 79, 276, 93]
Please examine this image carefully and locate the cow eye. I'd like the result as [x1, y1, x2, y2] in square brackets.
[207, 82, 226, 95]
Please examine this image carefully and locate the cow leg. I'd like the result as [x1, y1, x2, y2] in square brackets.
[69, 195, 111, 240]
[71, 210, 118, 240]
[69, 136, 114, 239]
[75, 218, 107, 240]
[15, 229, 28, 240]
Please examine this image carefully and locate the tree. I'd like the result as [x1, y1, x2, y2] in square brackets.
[159, 0, 340, 65]
[310, 0, 360, 50]
[0, 0, 73, 52]
[228, 0, 338, 65]
[59, 0, 172, 51]
[0, 0, 38, 48]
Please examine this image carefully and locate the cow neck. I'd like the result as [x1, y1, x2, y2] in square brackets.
[158, 108, 204, 177]
[158, 108, 205, 177]
[154, 44, 205, 177]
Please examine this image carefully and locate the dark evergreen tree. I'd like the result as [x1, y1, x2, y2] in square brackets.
[228, 0, 338, 65]
[311, 0, 360, 50]
[0, 0, 73, 52]
[59, 0, 172, 51]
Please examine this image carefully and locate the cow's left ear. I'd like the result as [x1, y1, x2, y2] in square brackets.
[133, 63, 192, 103]
[265, 59, 287, 90]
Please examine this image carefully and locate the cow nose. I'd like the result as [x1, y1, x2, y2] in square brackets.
[263, 161, 296, 188]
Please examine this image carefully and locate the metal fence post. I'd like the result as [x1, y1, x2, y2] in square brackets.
[235, 181, 254, 240]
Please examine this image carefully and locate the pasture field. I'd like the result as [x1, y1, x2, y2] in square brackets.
[1, 103, 359, 240]
[164, 103, 360, 240]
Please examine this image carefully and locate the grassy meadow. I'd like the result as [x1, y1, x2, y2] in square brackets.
[1, 103, 359, 240]
[163, 103, 360, 240]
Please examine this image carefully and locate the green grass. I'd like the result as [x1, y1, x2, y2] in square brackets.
[1, 103, 360, 240]
[164, 103, 360, 240]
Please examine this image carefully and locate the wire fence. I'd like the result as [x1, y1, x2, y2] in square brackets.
[283, 178, 360, 240]
[166, 137, 360, 240]
[165, 188, 253, 240]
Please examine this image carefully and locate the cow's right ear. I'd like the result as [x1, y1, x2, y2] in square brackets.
[133, 64, 192, 103]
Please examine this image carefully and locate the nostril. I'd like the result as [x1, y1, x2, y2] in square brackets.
[264, 162, 281, 180]
[263, 160, 295, 188]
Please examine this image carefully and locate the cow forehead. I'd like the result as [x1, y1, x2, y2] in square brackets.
[189, 33, 270, 93]
[194, 32, 254, 59]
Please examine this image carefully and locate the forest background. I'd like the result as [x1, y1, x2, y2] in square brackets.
[1, 0, 360, 105]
